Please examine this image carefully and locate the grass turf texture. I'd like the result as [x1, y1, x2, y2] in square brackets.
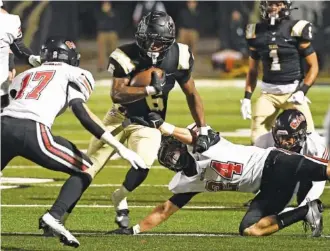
[2, 85, 330, 250]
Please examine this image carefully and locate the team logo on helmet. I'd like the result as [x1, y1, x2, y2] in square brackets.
[289, 114, 306, 130]
[65, 41, 76, 49]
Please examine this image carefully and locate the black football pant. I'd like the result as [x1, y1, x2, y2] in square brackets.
[239, 150, 328, 235]
[1, 116, 93, 219]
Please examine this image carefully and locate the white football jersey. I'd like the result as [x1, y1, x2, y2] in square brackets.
[254, 131, 329, 159]
[2, 62, 95, 128]
[0, 12, 22, 89]
[169, 137, 274, 194]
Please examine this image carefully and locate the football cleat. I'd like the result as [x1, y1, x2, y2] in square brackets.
[39, 212, 80, 248]
[304, 199, 324, 237]
[111, 190, 130, 228]
[114, 209, 130, 229]
[40, 212, 69, 237]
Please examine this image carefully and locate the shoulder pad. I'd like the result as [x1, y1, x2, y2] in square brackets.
[245, 24, 256, 39]
[177, 43, 193, 70]
[291, 20, 310, 37]
[67, 66, 95, 101]
[110, 48, 136, 74]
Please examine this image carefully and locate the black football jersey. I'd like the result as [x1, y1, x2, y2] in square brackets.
[107, 42, 194, 119]
[246, 19, 313, 85]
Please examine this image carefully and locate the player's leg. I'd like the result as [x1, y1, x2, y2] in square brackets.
[111, 125, 162, 228]
[285, 101, 315, 133]
[251, 93, 279, 144]
[23, 122, 94, 247]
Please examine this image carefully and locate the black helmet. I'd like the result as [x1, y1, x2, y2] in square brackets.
[158, 136, 191, 172]
[272, 109, 307, 152]
[40, 36, 80, 66]
[260, 0, 294, 24]
[135, 11, 175, 58]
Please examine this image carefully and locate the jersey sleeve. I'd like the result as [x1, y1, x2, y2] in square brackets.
[67, 82, 86, 105]
[108, 48, 135, 78]
[66, 67, 95, 102]
[174, 43, 194, 85]
[7, 14, 22, 42]
[245, 24, 260, 60]
[291, 20, 313, 42]
[254, 132, 275, 149]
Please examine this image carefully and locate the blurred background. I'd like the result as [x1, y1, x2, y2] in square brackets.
[3, 0, 330, 80]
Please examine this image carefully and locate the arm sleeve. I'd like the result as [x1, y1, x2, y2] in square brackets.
[10, 37, 33, 64]
[70, 99, 105, 139]
[175, 44, 194, 85]
[169, 192, 199, 208]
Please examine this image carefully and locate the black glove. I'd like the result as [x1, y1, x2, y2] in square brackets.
[151, 71, 166, 94]
[148, 112, 164, 128]
[193, 134, 210, 153]
[107, 227, 134, 235]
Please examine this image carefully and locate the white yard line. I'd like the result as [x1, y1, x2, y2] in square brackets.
[31, 183, 168, 187]
[0, 204, 233, 209]
[6, 165, 166, 169]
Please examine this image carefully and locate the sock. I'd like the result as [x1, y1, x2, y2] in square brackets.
[122, 167, 149, 192]
[112, 186, 129, 211]
[49, 173, 92, 220]
[276, 204, 309, 229]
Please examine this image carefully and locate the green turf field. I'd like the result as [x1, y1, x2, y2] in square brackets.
[2, 85, 330, 251]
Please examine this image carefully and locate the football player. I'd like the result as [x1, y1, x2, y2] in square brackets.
[0, 0, 40, 111]
[86, 11, 209, 228]
[1, 37, 146, 248]
[240, 0, 319, 144]
[255, 109, 328, 236]
[109, 113, 327, 237]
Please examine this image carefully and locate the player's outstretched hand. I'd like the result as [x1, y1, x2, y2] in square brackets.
[193, 127, 211, 153]
[117, 146, 147, 169]
[108, 227, 134, 235]
[150, 71, 166, 94]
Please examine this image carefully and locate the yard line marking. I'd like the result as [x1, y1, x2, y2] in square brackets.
[31, 183, 168, 188]
[6, 165, 167, 169]
[0, 204, 235, 209]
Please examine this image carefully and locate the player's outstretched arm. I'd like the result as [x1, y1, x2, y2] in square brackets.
[109, 193, 197, 235]
[299, 42, 319, 91]
[70, 99, 146, 169]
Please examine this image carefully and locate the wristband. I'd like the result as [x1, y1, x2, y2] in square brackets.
[299, 83, 311, 95]
[9, 53, 15, 71]
[132, 224, 141, 235]
[145, 86, 157, 95]
[160, 122, 175, 135]
[244, 91, 252, 99]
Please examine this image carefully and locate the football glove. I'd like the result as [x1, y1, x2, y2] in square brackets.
[240, 98, 252, 120]
[148, 112, 164, 129]
[108, 227, 134, 235]
[150, 71, 166, 94]
[193, 127, 211, 153]
[28, 55, 41, 67]
[116, 146, 147, 170]
[287, 90, 311, 105]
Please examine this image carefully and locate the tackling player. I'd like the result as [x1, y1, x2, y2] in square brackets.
[1, 37, 146, 248]
[86, 11, 209, 228]
[0, 0, 40, 110]
[240, 0, 319, 144]
[109, 112, 327, 237]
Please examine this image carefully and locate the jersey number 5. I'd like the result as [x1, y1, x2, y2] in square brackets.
[269, 49, 281, 71]
[15, 71, 56, 100]
[210, 160, 243, 180]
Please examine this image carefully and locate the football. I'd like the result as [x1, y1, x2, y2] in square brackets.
[130, 67, 164, 87]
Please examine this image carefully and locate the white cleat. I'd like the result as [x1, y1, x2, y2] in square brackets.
[111, 190, 130, 228]
[304, 199, 324, 237]
[39, 212, 80, 248]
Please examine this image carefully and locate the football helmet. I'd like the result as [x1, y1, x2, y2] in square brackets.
[260, 1, 294, 24]
[272, 109, 307, 152]
[158, 136, 191, 172]
[135, 11, 175, 62]
[40, 37, 80, 66]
